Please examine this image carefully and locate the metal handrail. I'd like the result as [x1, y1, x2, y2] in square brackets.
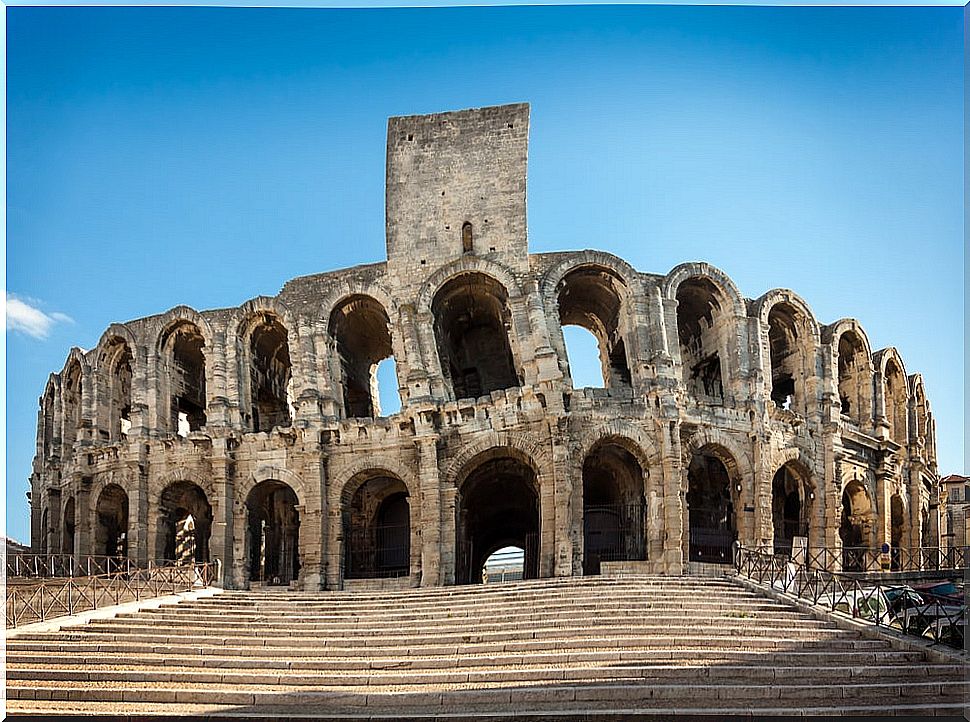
[734, 544, 966, 651]
[742, 545, 970, 573]
[6, 554, 137, 579]
[6, 560, 218, 628]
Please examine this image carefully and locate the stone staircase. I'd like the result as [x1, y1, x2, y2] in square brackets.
[6, 575, 966, 718]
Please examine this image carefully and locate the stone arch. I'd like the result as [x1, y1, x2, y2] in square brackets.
[95, 331, 134, 442]
[452, 444, 543, 584]
[60, 348, 88, 456]
[241, 465, 311, 509]
[443, 430, 552, 490]
[874, 348, 909, 447]
[755, 289, 821, 416]
[338, 467, 415, 580]
[154, 466, 215, 502]
[93, 482, 129, 558]
[823, 319, 875, 428]
[770, 457, 815, 555]
[330, 455, 420, 506]
[327, 294, 397, 418]
[155, 479, 213, 563]
[889, 491, 908, 569]
[574, 424, 659, 476]
[233, 300, 298, 432]
[682, 429, 749, 565]
[909, 373, 929, 449]
[245, 477, 301, 586]
[40, 374, 60, 462]
[552, 262, 634, 391]
[430, 271, 522, 401]
[840, 476, 874, 571]
[661, 262, 747, 320]
[417, 256, 524, 313]
[155, 309, 214, 436]
[579, 435, 649, 574]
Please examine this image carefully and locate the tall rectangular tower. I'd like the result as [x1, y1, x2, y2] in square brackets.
[385, 103, 530, 290]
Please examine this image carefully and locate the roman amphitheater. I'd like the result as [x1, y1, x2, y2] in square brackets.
[29, 102, 941, 592]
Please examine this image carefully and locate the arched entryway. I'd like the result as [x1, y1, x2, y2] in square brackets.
[157, 481, 212, 563]
[456, 451, 540, 584]
[61, 497, 76, 554]
[890, 494, 906, 570]
[343, 474, 411, 579]
[94, 484, 129, 557]
[686, 450, 738, 564]
[246, 480, 300, 586]
[771, 463, 811, 556]
[839, 479, 872, 572]
[582, 441, 646, 575]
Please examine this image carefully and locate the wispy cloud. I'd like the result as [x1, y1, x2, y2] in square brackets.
[6, 293, 74, 340]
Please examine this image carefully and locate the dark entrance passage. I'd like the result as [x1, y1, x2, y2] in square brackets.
[158, 481, 212, 563]
[456, 453, 540, 584]
[246, 480, 300, 586]
[687, 451, 737, 564]
[344, 475, 411, 579]
[582, 442, 645, 575]
[95, 484, 129, 558]
[772, 464, 809, 556]
[839, 480, 871, 572]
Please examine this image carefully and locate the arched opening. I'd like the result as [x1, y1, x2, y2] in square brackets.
[836, 331, 869, 426]
[767, 303, 808, 412]
[246, 480, 300, 585]
[329, 296, 396, 418]
[343, 475, 411, 579]
[39, 507, 49, 555]
[158, 481, 212, 563]
[676, 277, 726, 403]
[771, 463, 810, 555]
[686, 449, 737, 564]
[883, 359, 908, 446]
[375, 357, 401, 416]
[839, 480, 872, 571]
[912, 382, 928, 449]
[42, 388, 56, 460]
[562, 326, 605, 388]
[462, 222, 473, 254]
[62, 497, 76, 554]
[582, 441, 646, 575]
[246, 314, 293, 432]
[456, 452, 539, 584]
[63, 360, 83, 453]
[482, 546, 524, 583]
[95, 484, 129, 557]
[556, 266, 631, 392]
[99, 338, 133, 441]
[890, 494, 905, 570]
[432, 273, 519, 401]
[160, 321, 206, 435]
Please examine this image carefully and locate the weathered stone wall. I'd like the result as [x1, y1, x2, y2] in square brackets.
[29, 103, 940, 588]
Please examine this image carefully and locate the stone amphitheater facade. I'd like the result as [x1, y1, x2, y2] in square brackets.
[29, 103, 940, 590]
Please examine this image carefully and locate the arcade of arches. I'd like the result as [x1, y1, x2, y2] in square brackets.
[30, 104, 940, 591]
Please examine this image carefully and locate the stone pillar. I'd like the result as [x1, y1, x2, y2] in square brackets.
[440, 486, 458, 585]
[76, 477, 93, 556]
[209, 437, 233, 585]
[752, 436, 771, 547]
[660, 417, 685, 574]
[539, 468, 557, 578]
[550, 428, 574, 577]
[415, 437, 441, 586]
[48, 488, 62, 556]
[127, 460, 149, 566]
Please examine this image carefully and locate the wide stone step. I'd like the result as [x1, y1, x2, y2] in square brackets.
[9, 662, 964, 687]
[7, 646, 922, 670]
[8, 679, 967, 708]
[62, 620, 842, 644]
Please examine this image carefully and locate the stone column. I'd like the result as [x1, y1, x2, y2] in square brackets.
[660, 417, 685, 574]
[76, 477, 93, 556]
[550, 427, 574, 577]
[440, 486, 458, 585]
[209, 437, 233, 585]
[416, 437, 441, 586]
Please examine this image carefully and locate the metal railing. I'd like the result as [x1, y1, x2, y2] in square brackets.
[803, 545, 970, 574]
[735, 544, 966, 651]
[6, 560, 219, 628]
[6, 554, 136, 579]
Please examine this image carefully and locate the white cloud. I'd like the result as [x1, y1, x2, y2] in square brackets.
[6, 293, 73, 340]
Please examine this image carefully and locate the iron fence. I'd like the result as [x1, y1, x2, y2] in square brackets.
[734, 545, 966, 651]
[6, 560, 219, 628]
[6, 554, 136, 579]
[344, 523, 410, 579]
[773, 545, 970, 574]
[583, 502, 646, 575]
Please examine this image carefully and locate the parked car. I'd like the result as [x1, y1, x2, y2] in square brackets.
[913, 580, 964, 606]
[883, 585, 924, 616]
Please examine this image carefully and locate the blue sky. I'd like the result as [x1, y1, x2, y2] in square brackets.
[5, 5, 964, 544]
